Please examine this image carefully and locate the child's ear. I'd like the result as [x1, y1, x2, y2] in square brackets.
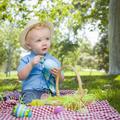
[26, 41, 31, 50]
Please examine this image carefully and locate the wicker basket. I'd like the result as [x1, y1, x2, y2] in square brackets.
[53, 65, 86, 110]
[29, 65, 94, 111]
[56, 65, 84, 96]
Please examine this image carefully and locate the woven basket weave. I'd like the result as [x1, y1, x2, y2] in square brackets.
[29, 65, 89, 111]
[54, 65, 86, 110]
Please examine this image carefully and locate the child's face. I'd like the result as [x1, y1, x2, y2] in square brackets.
[26, 27, 51, 55]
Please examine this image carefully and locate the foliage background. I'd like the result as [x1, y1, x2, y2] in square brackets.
[0, 0, 109, 74]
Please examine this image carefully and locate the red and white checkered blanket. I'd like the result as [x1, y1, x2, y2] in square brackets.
[0, 100, 120, 120]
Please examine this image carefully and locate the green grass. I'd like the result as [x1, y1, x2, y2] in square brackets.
[64, 70, 106, 76]
[0, 71, 120, 113]
[0, 72, 18, 79]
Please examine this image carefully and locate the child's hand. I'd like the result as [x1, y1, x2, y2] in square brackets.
[31, 55, 43, 65]
[50, 68, 64, 81]
[50, 68, 60, 77]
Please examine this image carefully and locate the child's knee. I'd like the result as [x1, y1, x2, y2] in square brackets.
[22, 91, 38, 104]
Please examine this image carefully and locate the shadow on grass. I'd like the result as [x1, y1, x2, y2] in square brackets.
[61, 75, 120, 89]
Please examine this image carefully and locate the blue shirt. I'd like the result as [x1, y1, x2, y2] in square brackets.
[17, 52, 61, 94]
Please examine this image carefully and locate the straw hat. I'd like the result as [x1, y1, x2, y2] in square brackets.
[19, 19, 54, 50]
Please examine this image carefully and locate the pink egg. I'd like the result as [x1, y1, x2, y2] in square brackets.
[54, 106, 64, 114]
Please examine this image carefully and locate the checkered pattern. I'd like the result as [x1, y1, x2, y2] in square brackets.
[0, 90, 120, 120]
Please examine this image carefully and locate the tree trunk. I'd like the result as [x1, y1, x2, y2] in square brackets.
[109, 0, 120, 74]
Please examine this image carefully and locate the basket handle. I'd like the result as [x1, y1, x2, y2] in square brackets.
[56, 65, 84, 96]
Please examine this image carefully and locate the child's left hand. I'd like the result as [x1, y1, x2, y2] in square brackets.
[50, 68, 60, 77]
[50, 68, 64, 81]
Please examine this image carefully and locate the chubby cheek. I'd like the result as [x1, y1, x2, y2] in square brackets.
[48, 43, 51, 48]
[48, 41, 51, 48]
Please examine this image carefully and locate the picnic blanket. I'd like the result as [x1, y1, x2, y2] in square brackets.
[0, 100, 120, 120]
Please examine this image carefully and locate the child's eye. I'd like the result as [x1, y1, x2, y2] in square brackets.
[46, 37, 50, 40]
[37, 39, 42, 42]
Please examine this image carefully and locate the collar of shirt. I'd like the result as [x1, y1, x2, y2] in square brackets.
[30, 51, 49, 58]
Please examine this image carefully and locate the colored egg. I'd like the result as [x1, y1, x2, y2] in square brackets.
[12, 104, 32, 118]
[54, 106, 65, 114]
[44, 59, 59, 71]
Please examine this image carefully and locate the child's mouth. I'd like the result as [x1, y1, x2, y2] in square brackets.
[42, 48, 47, 51]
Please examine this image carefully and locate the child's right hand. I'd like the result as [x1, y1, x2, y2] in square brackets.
[31, 55, 43, 65]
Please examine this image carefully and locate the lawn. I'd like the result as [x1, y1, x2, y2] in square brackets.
[0, 71, 120, 113]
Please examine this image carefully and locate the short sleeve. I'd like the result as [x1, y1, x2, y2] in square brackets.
[17, 56, 29, 72]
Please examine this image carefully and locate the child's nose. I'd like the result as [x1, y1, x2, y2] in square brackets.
[42, 41, 47, 46]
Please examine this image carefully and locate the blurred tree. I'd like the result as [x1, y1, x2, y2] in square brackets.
[0, 0, 9, 20]
[94, 32, 109, 72]
[109, 0, 120, 74]
[77, 39, 96, 69]
[50, 38, 79, 65]
[0, 24, 21, 76]
[0, 0, 112, 73]
[89, 0, 109, 32]
[0, 0, 31, 75]
[92, 0, 120, 74]
[0, 0, 91, 66]
[87, 0, 109, 72]
[0, 32, 7, 66]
